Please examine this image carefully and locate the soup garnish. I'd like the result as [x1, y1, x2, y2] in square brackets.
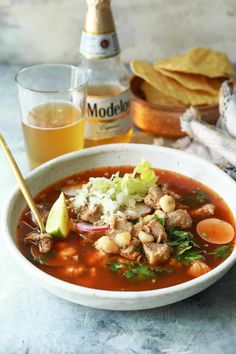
[45, 192, 69, 239]
[196, 218, 235, 244]
[17, 161, 235, 291]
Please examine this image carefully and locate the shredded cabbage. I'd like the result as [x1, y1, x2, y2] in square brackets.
[133, 160, 157, 186]
[72, 160, 157, 222]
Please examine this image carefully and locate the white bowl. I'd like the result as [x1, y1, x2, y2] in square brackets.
[1, 144, 236, 310]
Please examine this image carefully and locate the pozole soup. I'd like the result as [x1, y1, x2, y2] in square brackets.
[17, 161, 235, 291]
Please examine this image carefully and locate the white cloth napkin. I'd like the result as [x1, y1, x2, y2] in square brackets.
[177, 80, 236, 179]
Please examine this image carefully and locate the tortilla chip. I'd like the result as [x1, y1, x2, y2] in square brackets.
[141, 81, 184, 107]
[154, 67, 222, 94]
[154, 47, 235, 78]
[131, 60, 218, 105]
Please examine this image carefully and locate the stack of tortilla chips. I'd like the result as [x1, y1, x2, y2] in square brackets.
[131, 47, 235, 107]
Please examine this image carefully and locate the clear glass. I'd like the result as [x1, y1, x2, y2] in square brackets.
[82, 55, 130, 88]
[81, 55, 133, 147]
[15, 64, 87, 169]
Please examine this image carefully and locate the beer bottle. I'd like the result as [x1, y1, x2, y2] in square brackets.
[80, 0, 132, 147]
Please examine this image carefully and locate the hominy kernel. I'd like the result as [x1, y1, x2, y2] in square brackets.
[95, 236, 119, 254]
[138, 231, 154, 243]
[159, 195, 175, 213]
[115, 232, 131, 248]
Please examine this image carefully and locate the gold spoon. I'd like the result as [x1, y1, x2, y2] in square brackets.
[0, 132, 45, 233]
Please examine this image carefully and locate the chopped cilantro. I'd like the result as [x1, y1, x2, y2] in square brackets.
[107, 261, 124, 272]
[123, 260, 137, 267]
[107, 260, 171, 280]
[201, 232, 209, 239]
[167, 224, 178, 236]
[134, 243, 143, 253]
[124, 266, 157, 279]
[175, 241, 192, 256]
[167, 227, 204, 265]
[168, 229, 199, 250]
[154, 214, 165, 226]
[107, 259, 137, 273]
[208, 245, 232, 259]
[175, 249, 206, 264]
[195, 190, 208, 203]
[180, 189, 209, 208]
[124, 265, 171, 280]
[36, 251, 55, 265]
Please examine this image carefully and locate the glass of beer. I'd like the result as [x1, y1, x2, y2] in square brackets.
[15, 64, 87, 169]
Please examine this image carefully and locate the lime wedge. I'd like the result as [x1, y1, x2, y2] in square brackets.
[45, 192, 69, 239]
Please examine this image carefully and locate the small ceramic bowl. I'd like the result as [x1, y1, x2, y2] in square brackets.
[2, 144, 236, 310]
[130, 76, 219, 138]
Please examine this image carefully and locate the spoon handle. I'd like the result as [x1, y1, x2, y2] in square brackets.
[0, 133, 45, 233]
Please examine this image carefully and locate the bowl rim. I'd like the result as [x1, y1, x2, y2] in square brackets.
[130, 75, 219, 112]
[1, 143, 236, 300]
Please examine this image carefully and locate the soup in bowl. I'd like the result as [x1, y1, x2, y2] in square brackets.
[2, 144, 236, 310]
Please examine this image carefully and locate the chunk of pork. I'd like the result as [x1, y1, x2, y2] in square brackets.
[143, 243, 172, 265]
[79, 204, 102, 224]
[166, 209, 192, 229]
[144, 185, 163, 209]
[143, 219, 167, 243]
[110, 214, 133, 232]
[24, 232, 53, 253]
[120, 239, 141, 260]
[189, 204, 215, 218]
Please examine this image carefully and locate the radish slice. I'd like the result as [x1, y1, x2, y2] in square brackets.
[62, 184, 82, 197]
[197, 218, 235, 244]
[76, 222, 110, 232]
[125, 203, 151, 219]
[135, 203, 151, 215]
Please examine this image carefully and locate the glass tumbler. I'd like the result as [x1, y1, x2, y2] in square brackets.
[15, 64, 87, 169]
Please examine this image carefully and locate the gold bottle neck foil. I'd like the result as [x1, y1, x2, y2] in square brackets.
[80, 0, 120, 59]
[84, 0, 115, 34]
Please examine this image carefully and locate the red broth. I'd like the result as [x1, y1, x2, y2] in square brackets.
[17, 167, 235, 291]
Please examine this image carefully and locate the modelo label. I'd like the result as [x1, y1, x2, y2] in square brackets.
[80, 31, 120, 59]
[88, 98, 128, 118]
[85, 90, 131, 139]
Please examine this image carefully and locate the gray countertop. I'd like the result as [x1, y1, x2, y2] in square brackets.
[0, 65, 236, 354]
